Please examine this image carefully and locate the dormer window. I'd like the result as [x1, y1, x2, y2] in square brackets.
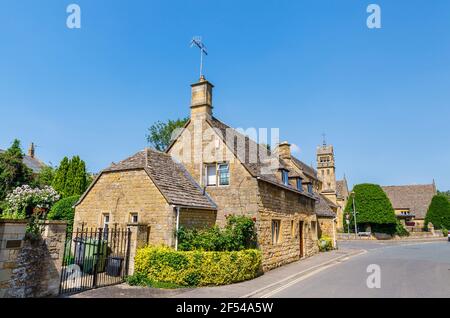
[281, 170, 289, 186]
[297, 178, 303, 191]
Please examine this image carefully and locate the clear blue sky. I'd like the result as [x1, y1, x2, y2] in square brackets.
[1, 0, 449, 190]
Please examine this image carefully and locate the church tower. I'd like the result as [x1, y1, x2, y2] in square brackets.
[317, 141, 337, 198]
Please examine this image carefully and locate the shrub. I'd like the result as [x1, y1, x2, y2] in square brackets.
[47, 195, 80, 232]
[344, 184, 397, 233]
[442, 228, 448, 237]
[318, 236, 333, 252]
[133, 246, 262, 287]
[425, 195, 450, 230]
[395, 220, 410, 237]
[177, 215, 257, 252]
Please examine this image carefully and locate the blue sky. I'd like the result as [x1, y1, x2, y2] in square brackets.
[1, 0, 449, 190]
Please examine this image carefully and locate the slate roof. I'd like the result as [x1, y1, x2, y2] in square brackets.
[336, 179, 349, 199]
[290, 156, 318, 181]
[381, 184, 436, 220]
[77, 149, 217, 210]
[315, 194, 337, 218]
[0, 149, 46, 173]
[207, 117, 316, 199]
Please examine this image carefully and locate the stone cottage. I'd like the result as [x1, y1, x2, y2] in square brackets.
[74, 148, 217, 247]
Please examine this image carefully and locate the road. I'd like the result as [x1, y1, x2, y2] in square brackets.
[269, 240, 450, 298]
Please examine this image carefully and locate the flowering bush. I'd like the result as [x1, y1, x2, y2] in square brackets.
[3, 185, 60, 219]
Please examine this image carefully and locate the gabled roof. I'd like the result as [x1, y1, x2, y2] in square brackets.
[0, 149, 47, 173]
[290, 156, 318, 180]
[206, 117, 316, 199]
[76, 149, 217, 210]
[336, 179, 349, 199]
[315, 194, 337, 218]
[381, 184, 436, 219]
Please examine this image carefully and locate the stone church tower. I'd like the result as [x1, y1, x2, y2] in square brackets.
[317, 143, 337, 202]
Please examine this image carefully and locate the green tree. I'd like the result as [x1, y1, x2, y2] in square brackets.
[36, 166, 55, 187]
[425, 195, 450, 230]
[73, 158, 87, 196]
[438, 190, 450, 201]
[52, 157, 70, 195]
[47, 195, 80, 232]
[0, 139, 33, 200]
[146, 117, 189, 151]
[344, 184, 397, 233]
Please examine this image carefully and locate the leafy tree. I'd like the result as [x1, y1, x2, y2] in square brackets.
[146, 117, 189, 151]
[35, 166, 55, 187]
[344, 184, 397, 233]
[0, 139, 33, 200]
[52, 156, 89, 197]
[47, 195, 80, 232]
[52, 157, 69, 195]
[425, 195, 450, 230]
[438, 190, 450, 201]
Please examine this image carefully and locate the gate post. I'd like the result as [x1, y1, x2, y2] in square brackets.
[126, 223, 149, 276]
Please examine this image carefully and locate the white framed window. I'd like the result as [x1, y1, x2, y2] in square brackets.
[218, 163, 230, 186]
[103, 214, 110, 230]
[130, 213, 138, 223]
[271, 220, 281, 244]
[206, 164, 217, 186]
[281, 170, 289, 186]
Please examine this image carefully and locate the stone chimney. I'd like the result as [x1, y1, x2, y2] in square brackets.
[190, 75, 213, 119]
[28, 142, 35, 158]
[278, 141, 291, 160]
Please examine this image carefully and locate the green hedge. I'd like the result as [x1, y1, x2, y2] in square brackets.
[133, 246, 262, 287]
[318, 236, 333, 252]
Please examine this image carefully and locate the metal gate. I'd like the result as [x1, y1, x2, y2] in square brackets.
[59, 225, 131, 295]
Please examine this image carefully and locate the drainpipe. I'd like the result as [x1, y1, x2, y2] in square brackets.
[175, 206, 181, 251]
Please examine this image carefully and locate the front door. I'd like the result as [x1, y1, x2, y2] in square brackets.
[299, 221, 304, 258]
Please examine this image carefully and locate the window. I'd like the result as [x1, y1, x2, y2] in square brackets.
[103, 214, 110, 229]
[296, 178, 303, 191]
[327, 169, 330, 175]
[291, 220, 295, 237]
[218, 163, 230, 186]
[281, 170, 289, 186]
[130, 213, 138, 223]
[307, 184, 313, 194]
[271, 220, 281, 244]
[311, 221, 317, 238]
[206, 164, 217, 186]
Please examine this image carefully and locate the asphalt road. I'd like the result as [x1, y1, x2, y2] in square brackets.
[271, 240, 450, 298]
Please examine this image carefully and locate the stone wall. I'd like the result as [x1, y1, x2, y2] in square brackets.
[179, 208, 217, 229]
[74, 169, 175, 247]
[0, 220, 67, 298]
[257, 181, 318, 271]
[318, 217, 335, 241]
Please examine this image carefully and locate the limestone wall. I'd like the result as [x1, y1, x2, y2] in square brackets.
[0, 220, 67, 298]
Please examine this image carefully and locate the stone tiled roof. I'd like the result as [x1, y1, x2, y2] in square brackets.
[207, 117, 316, 199]
[0, 149, 46, 173]
[290, 156, 318, 180]
[336, 179, 349, 199]
[381, 184, 436, 219]
[315, 194, 337, 218]
[78, 149, 217, 210]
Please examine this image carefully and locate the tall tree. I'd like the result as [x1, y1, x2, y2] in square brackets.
[36, 166, 55, 187]
[425, 195, 450, 230]
[73, 158, 87, 196]
[344, 183, 397, 233]
[146, 117, 189, 151]
[52, 157, 70, 196]
[0, 139, 33, 200]
[64, 156, 79, 197]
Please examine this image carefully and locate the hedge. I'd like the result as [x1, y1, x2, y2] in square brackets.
[425, 195, 450, 230]
[133, 246, 262, 287]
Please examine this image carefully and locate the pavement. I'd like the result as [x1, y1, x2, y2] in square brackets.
[69, 238, 450, 298]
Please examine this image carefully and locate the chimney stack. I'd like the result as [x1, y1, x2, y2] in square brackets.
[190, 75, 213, 119]
[278, 141, 291, 160]
[28, 142, 35, 158]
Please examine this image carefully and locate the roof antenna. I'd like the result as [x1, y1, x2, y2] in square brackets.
[322, 133, 327, 147]
[190, 36, 208, 79]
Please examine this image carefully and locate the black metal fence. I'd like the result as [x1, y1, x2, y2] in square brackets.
[59, 225, 131, 295]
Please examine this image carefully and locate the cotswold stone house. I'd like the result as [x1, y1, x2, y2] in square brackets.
[164, 76, 320, 270]
[381, 183, 436, 229]
[74, 149, 217, 247]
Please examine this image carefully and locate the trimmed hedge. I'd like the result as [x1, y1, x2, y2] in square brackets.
[425, 195, 450, 230]
[133, 246, 262, 287]
[47, 195, 80, 232]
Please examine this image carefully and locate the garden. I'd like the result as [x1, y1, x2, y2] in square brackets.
[127, 215, 263, 288]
